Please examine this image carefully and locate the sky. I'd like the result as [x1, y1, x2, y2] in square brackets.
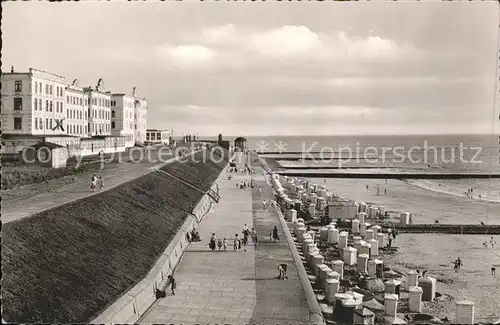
[2, 1, 499, 137]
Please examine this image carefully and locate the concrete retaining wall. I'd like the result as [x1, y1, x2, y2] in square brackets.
[92, 155, 232, 325]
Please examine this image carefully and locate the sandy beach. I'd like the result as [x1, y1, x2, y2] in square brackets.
[305, 176, 500, 321]
[408, 179, 500, 204]
[311, 177, 500, 225]
[383, 234, 500, 322]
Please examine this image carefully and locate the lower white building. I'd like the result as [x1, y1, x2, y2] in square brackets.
[146, 129, 170, 145]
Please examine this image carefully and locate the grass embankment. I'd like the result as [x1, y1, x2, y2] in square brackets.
[2, 147, 230, 323]
[1, 162, 105, 190]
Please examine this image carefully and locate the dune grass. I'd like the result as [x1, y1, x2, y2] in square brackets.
[2, 147, 230, 323]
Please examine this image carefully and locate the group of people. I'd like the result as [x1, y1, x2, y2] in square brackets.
[453, 257, 463, 272]
[464, 188, 482, 199]
[90, 174, 104, 192]
[237, 181, 254, 189]
[188, 229, 201, 242]
[482, 237, 496, 248]
[208, 224, 260, 252]
[262, 199, 275, 210]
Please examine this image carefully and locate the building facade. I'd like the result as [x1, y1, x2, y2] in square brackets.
[134, 90, 148, 144]
[83, 79, 112, 137]
[1, 68, 140, 160]
[1, 68, 70, 153]
[1, 68, 67, 137]
[65, 80, 88, 138]
[110, 87, 148, 147]
[111, 93, 136, 147]
[146, 129, 170, 145]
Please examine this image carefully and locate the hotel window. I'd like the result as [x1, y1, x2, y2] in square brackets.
[14, 117, 22, 130]
[111, 110, 115, 118]
[13, 98, 22, 110]
[39, 118, 43, 129]
[39, 82, 42, 93]
[50, 85, 53, 95]
[34, 117, 38, 130]
[35, 82, 38, 94]
[39, 99, 42, 110]
[50, 119, 53, 129]
[50, 101, 53, 112]
[14, 80, 22, 92]
[85, 125, 88, 134]
[146, 133, 150, 141]
[67, 96, 69, 103]
[67, 110, 69, 118]
[85, 99, 88, 106]
[85, 111, 88, 119]
[34, 98, 38, 110]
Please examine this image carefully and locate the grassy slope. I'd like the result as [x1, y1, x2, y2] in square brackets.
[2, 147, 229, 323]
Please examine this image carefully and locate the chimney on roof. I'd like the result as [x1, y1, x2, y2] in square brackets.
[132, 86, 137, 98]
[11, 66, 14, 73]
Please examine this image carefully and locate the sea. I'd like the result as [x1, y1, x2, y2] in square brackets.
[204, 133, 500, 203]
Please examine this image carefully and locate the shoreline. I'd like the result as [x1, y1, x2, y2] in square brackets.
[406, 179, 500, 204]
[271, 173, 500, 322]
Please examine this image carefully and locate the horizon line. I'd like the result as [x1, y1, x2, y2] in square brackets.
[182, 132, 498, 138]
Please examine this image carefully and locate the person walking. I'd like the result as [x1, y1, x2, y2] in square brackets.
[223, 238, 228, 251]
[166, 275, 177, 295]
[242, 224, 250, 241]
[251, 228, 258, 246]
[209, 233, 217, 251]
[272, 226, 280, 243]
[98, 176, 104, 191]
[258, 187, 262, 195]
[217, 238, 223, 251]
[242, 235, 248, 252]
[91, 174, 97, 193]
[233, 234, 240, 252]
[491, 266, 496, 275]
[490, 237, 496, 248]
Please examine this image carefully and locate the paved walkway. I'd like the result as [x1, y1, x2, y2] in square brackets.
[2, 147, 194, 224]
[140, 152, 256, 324]
[250, 166, 310, 324]
[139, 153, 310, 325]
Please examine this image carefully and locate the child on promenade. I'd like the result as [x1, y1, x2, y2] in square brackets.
[217, 238, 223, 251]
[233, 234, 240, 252]
[223, 238, 228, 251]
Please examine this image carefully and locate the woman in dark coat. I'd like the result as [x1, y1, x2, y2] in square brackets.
[272, 226, 280, 243]
[209, 233, 217, 251]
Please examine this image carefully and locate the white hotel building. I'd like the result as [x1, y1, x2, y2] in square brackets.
[1, 68, 70, 153]
[110, 88, 148, 147]
[1, 67, 146, 158]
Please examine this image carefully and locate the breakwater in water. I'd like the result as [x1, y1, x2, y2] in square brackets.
[267, 173, 496, 324]
[2, 147, 231, 323]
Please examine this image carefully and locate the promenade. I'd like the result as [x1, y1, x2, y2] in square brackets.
[2, 146, 191, 224]
[139, 153, 310, 324]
